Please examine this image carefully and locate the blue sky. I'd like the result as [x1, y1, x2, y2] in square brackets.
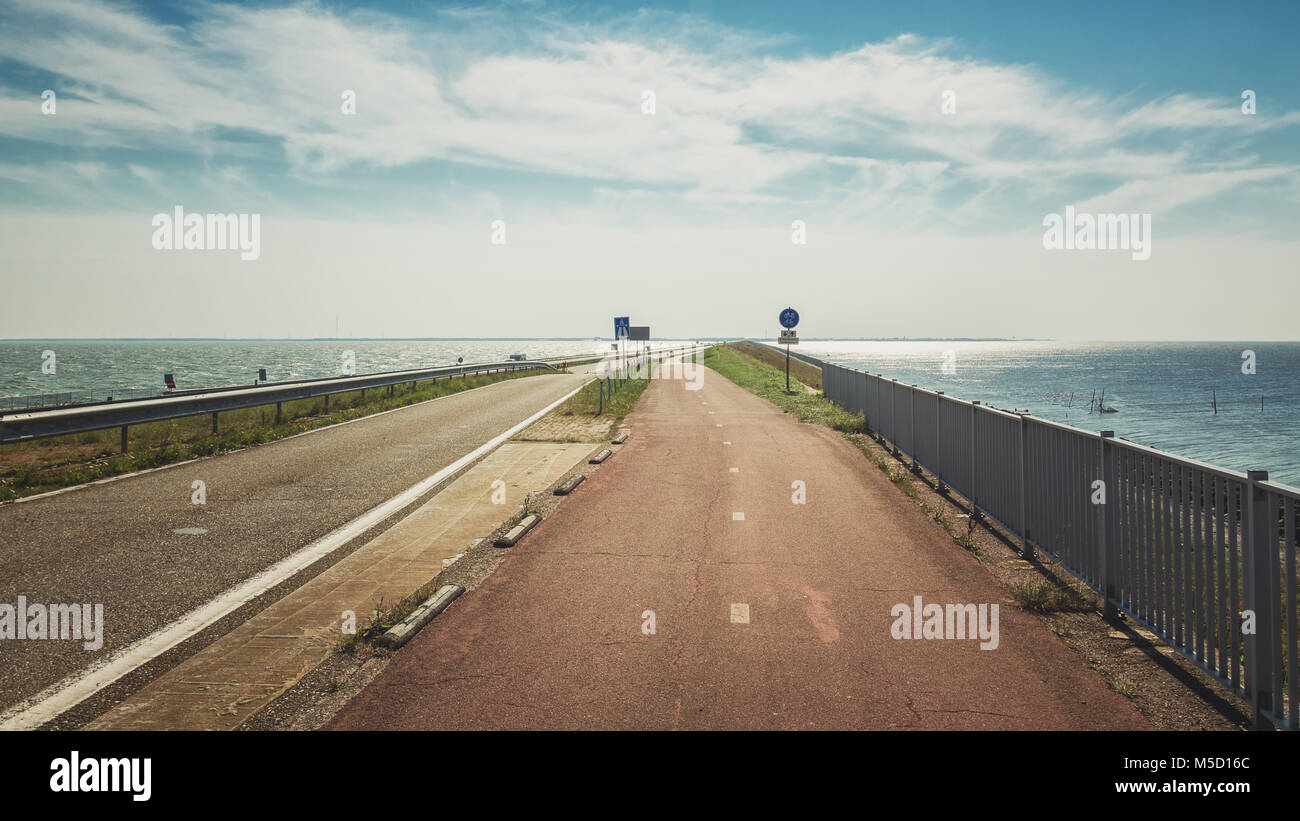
[1, 0, 1297, 339]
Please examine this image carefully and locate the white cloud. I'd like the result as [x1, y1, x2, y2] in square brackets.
[1, 0, 1294, 224]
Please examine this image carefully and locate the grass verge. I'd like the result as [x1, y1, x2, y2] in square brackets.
[0, 368, 547, 502]
[702, 345, 865, 433]
[729, 340, 823, 389]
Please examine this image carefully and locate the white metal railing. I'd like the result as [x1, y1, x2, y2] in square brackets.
[817, 357, 1298, 731]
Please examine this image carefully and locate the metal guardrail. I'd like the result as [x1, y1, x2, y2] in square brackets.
[814, 356, 1298, 731]
[0, 350, 605, 414]
[0, 345, 707, 448]
[0, 387, 162, 413]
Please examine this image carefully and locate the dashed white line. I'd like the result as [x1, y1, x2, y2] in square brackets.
[730, 603, 751, 624]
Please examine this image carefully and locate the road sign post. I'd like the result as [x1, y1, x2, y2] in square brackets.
[614, 317, 630, 378]
[778, 308, 800, 392]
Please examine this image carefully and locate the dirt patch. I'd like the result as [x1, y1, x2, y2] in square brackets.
[513, 411, 613, 443]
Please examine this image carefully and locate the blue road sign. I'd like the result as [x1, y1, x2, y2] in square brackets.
[614, 317, 630, 339]
[779, 308, 799, 329]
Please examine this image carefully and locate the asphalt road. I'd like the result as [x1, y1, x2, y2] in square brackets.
[328, 366, 1150, 730]
[0, 370, 590, 713]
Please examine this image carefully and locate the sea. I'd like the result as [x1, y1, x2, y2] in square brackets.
[800, 340, 1300, 489]
[2, 339, 1297, 487]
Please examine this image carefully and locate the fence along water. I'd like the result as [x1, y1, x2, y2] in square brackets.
[819, 358, 1298, 731]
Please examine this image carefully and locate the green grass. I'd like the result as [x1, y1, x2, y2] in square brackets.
[1010, 580, 1096, 613]
[701, 345, 866, 434]
[0, 368, 547, 502]
[729, 341, 822, 389]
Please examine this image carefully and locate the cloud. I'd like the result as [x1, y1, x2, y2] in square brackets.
[0, 0, 1295, 235]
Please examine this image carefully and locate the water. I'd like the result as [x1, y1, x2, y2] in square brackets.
[0, 339, 657, 407]
[3, 339, 1297, 487]
[799, 340, 1300, 488]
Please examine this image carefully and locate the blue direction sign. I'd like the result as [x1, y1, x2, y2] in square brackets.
[779, 307, 799, 329]
[614, 317, 630, 339]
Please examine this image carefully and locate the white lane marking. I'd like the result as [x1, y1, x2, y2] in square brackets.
[723, 441, 731, 446]
[1, 375, 536, 508]
[173, 528, 208, 536]
[716, 424, 722, 427]
[732, 512, 745, 521]
[729, 468, 739, 473]
[730, 603, 750, 624]
[707, 411, 714, 415]
[0, 377, 593, 730]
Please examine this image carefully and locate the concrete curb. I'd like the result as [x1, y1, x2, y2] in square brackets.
[495, 513, 539, 547]
[611, 432, 628, 445]
[554, 474, 586, 496]
[589, 448, 613, 464]
[374, 584, 465, 650]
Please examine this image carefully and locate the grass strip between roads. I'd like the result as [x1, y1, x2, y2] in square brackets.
[557, 370, 651, 423]
[0, 368, 546, 502]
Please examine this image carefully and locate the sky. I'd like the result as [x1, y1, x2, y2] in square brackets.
[0, 0, 1297, 340]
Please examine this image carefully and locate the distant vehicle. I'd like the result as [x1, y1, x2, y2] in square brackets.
[508, 353, 527, 361]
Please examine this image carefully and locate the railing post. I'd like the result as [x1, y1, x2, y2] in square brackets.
[120, 424, 128, 454]
[1020, 413, 1031, 559]
[1098, 430, 1117, 618]
[275, 402, 282, 424]
[890, 379, 899, 456]
[935, 393, 945, 493]
[909, 386, 919, 473]
[1244, 469, 1277, 729]
[970, 401, 980, 519]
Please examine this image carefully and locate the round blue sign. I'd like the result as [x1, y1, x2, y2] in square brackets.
[779, 308, 799, 329]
